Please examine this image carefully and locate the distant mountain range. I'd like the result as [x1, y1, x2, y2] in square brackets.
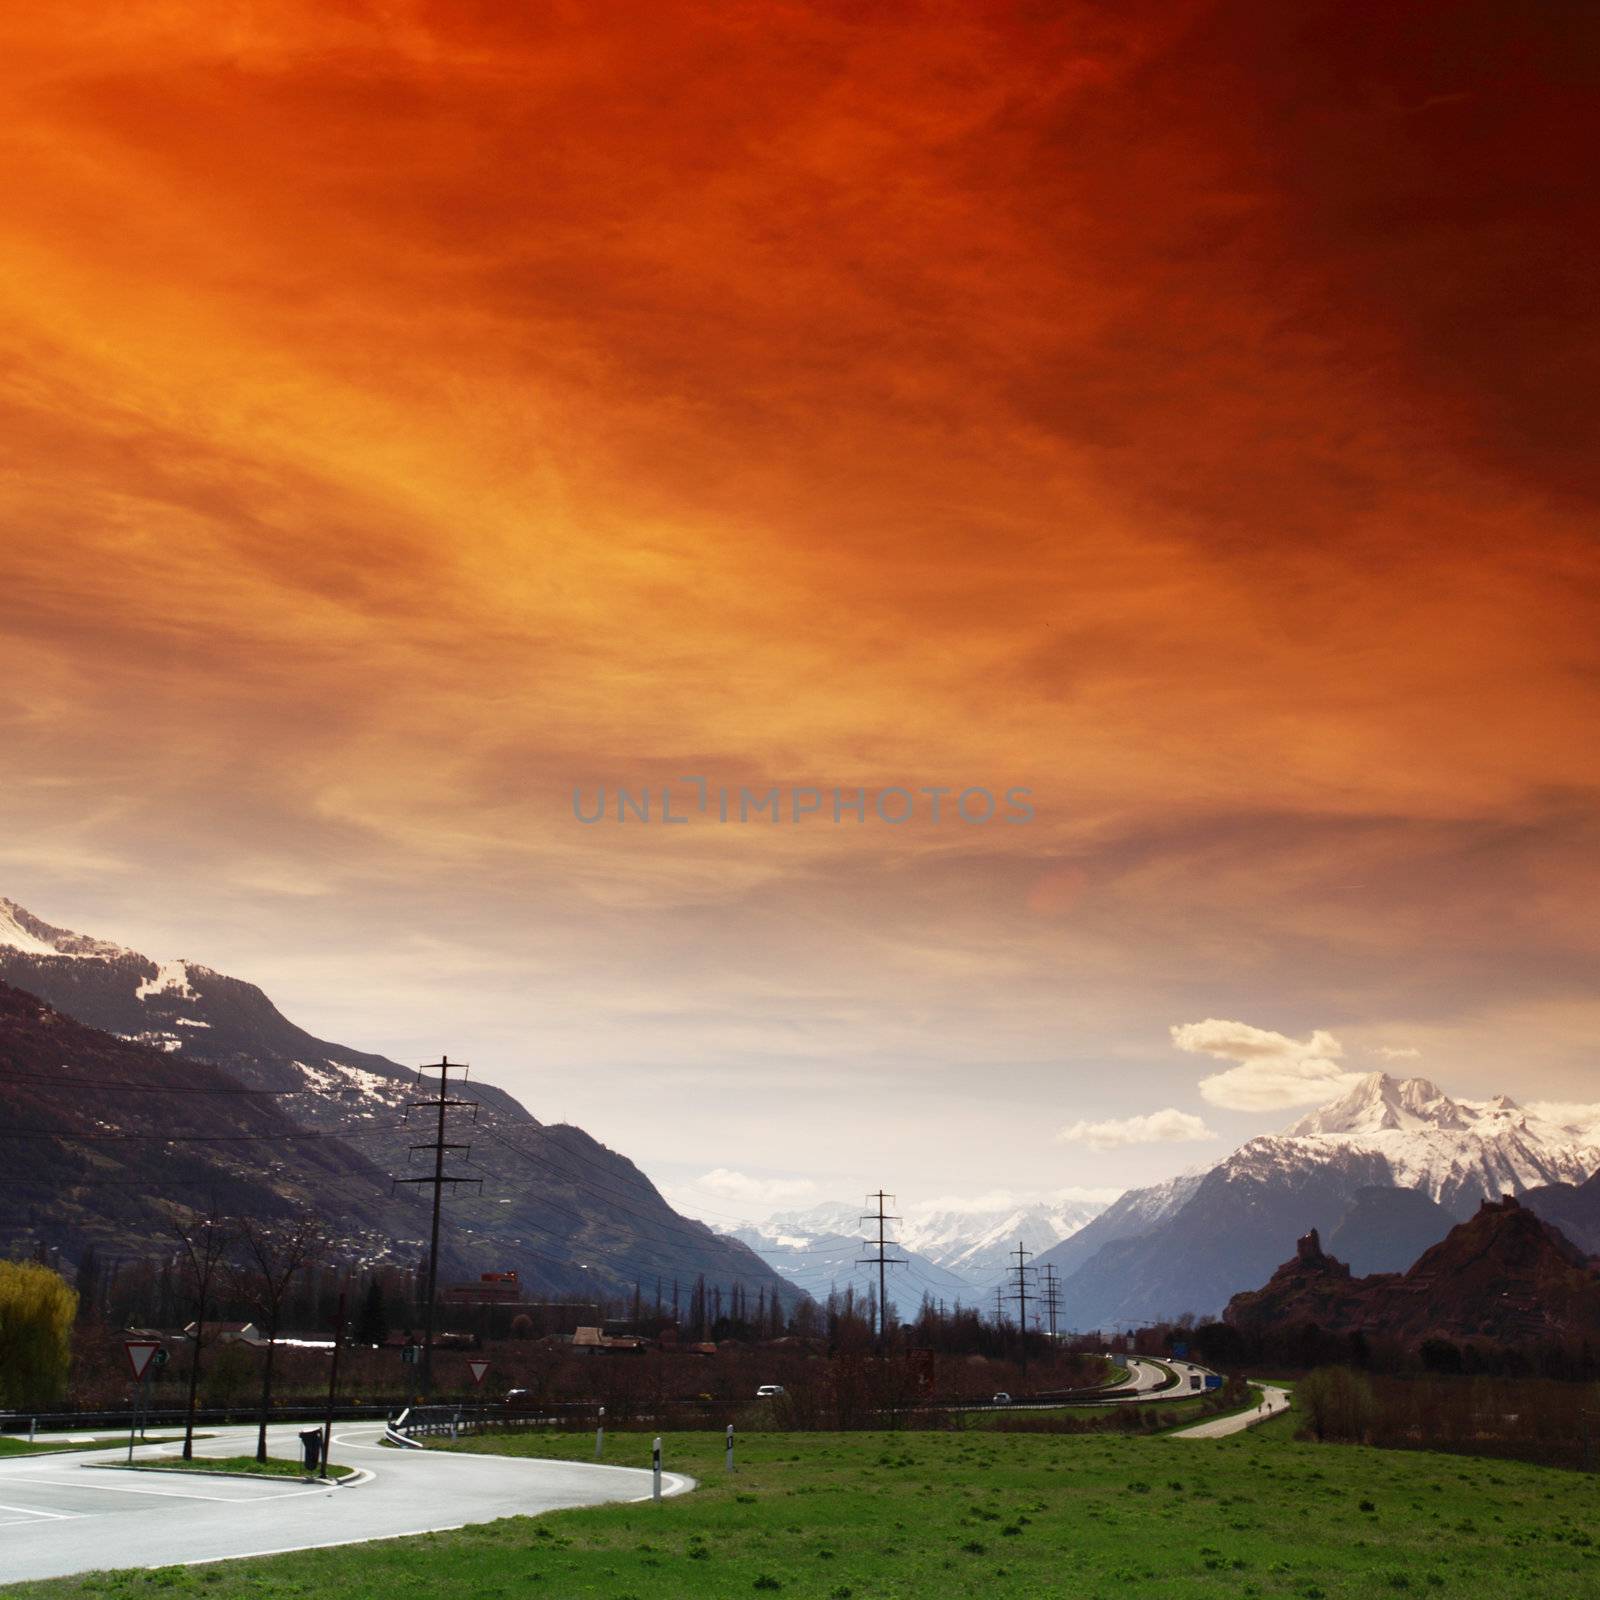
[0, 897, 795, 1308]
[1034, 1072, 1600, 1329]
[729, 1194, 1107, 1306]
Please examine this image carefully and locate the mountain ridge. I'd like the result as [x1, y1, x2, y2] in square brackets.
[1036, 1071, 1600, 1328]
[0, 897, 796, 1308]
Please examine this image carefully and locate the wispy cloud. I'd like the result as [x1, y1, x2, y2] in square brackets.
[1173, 1019, 1362, 1111]
[1055, 1108, 1216, 1151]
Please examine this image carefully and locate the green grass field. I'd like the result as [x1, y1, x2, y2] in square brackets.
[6, 1414, 1595, 1599]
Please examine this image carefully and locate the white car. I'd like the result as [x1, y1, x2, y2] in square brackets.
[755, 1384, 785, 1398]
[992, 1391, 1011, 1405]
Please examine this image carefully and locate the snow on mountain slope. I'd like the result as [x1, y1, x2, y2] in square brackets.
[0, 898, 130, 960]
[0, 896, 798, 1307]
[729, 1218, 973, 1307]
[1270, 1073, 1600, 1213]
[896, 1196, 1107, 1284]
[746, 1194, 1112, 1291]
[1041, 1072, 1600, 1328]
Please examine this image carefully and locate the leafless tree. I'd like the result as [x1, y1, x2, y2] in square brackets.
[171, 1210, 232, 1460]
[230, 1215, 324, 1463]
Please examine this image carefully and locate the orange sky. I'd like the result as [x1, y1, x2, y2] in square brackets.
[2, 1, 1597, 1208]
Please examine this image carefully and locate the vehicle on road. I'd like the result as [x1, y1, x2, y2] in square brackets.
[755, 1384, 785, 1399]
[991, 1391, 1011, 1405]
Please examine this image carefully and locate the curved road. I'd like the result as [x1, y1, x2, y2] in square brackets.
[0, 1423, 692, 1585]
[1173, 1382, 1291, 1438]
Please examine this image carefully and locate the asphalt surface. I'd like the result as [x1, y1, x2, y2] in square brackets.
[0, 1422, 693, 1585]
[1173, 1383, 1292, 1438]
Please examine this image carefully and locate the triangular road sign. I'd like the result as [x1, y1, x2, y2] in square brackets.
[124, 1339, 162, 1381]
[467, 1358, 490, 1386]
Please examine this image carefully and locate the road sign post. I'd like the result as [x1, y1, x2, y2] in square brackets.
[123, 1340, 162, 1465]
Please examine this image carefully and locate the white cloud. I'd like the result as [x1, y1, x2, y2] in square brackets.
[1054, 1107, 1217, 1151]
[686, 1168, 820, 1207]
[1375, 1045, 1421, 1060]
[1172, 1017, 1362, 1111]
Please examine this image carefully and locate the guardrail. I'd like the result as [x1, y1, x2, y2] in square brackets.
[0, 1402, 394, 1435]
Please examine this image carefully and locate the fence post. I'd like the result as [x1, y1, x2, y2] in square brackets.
[725, 1422, 734, 1472]
[652, 1436, 662, 1502]
[596, 1405, 605, 1459]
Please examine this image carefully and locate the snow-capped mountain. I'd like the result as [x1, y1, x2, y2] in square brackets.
[1271, 1073, 1600, 1212]
[896, 1196, 1107, 1285]
[1034, 1072, 1600, 1329]
[729, 1214, 973, 1309]
[0, 896, 794, 1306]
[736, 1194, 1110, 1296]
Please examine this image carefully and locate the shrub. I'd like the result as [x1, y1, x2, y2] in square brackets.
[1296, 1366, 1376, 1443]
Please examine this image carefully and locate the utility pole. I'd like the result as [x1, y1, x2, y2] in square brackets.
[1041, 1264, 1060, 1342]
[394, 1057, 480, 1396]
[1008, 1241, 1035, 1376]
[857, 1191, 905, 1352]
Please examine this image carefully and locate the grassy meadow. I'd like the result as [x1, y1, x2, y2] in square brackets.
[6, 1412, 1597, 1599]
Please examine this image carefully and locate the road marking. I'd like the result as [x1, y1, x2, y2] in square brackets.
[0, 1502, 84, 1521]
[25, 1474, 300, 1504]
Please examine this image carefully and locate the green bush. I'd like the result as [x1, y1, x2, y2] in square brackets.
[1297, 1365, 1376, 1443]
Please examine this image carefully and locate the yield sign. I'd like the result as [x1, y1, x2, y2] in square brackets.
[467, 1358, 490, 1386]
[124, 1339, 162, 1381]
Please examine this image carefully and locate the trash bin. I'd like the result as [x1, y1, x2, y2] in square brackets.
[299, 1428, 323, 1474]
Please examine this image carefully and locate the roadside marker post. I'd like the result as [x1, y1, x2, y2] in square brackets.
[725, 1423, 734, 1473]
[595, 1405, 605, 1460]
[652, 1436, 662, 1502]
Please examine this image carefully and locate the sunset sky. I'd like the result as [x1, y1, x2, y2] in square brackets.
[3, 1, 1597, 1220]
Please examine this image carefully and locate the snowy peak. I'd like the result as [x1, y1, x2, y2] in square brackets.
[754, 1195, 1111, 1290]
[1284, 1073, 1472, 1136]
[0, 898, 131, 961]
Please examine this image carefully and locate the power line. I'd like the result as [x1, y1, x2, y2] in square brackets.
[1041, 1263, 1061, 1342]
[1008, 1241, 1035, 1375]
[392, 1057, 480, 1396]
[857, 1190, 904, 1351]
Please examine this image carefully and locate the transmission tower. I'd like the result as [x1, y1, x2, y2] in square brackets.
[394, 1057, 481, 1395]
[1008, 1241, 1035, 1374]
[857, 1190, 905, 1351]
[1041, 1263, 1061, 1342]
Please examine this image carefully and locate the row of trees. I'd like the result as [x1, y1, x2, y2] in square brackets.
[1185, 1316, 1600, 1382]
[1295, 1364, 1600, 1468]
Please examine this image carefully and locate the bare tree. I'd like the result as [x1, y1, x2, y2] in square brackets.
[230, 1215, 323, 1463]
[171, 1210, 231, 1461]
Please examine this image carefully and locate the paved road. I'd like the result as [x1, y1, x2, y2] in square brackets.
[0, 1423, 693, 1585]
[1173, 1383, 1292, 1438]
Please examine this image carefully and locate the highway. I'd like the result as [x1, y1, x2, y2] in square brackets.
[0, 1422, 693, 1585]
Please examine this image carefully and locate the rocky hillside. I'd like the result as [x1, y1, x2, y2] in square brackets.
[0, 980, 407, 1263]
[0, 898, 796, 1308]
[1224, 1196, 1600, 1345]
